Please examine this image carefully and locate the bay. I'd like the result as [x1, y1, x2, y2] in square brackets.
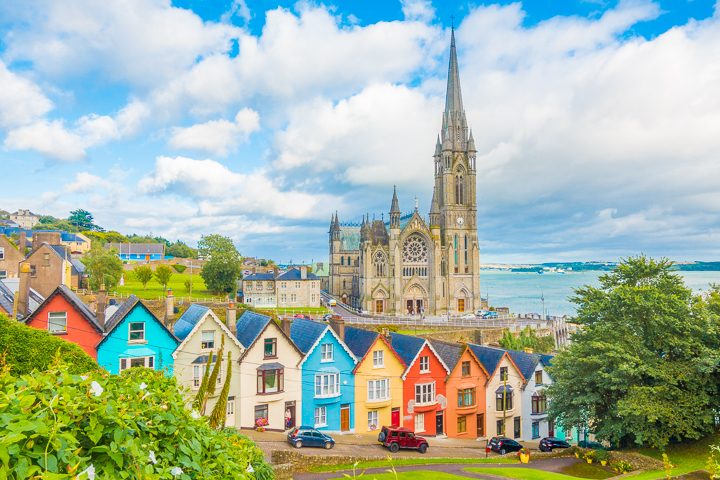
[480, 270, 720, 317]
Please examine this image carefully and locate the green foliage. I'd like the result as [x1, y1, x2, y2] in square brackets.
[183, 279, 192, 294]
[154, 265, 173, 291]
[199, 234, 241, 294]
[547, 256, 720, 449]
[167, 241, 197, 259]
[708, 445, 720, 479]
[612, 460, 633, 474]
[34, 216, 78, 232]
[82, 230, 129, 246]
[172, 264, 187, 273]
[82, 244, 124, 290]
[192, 353, 213, 411]
[498, 326, 555, 354]
[209, 352, 232, 429]
[132, 265, 153, 290]
[204, 337, 225, 412]
[594, 449, 610, 463]
[0, 361, 272, 479]
[68, 209, 103, 232]
[0, 314, 98, 376]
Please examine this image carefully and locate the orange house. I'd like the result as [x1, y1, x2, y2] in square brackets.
[430, 339, 489, 439]
[390, 333, 450, 436]
[24, 285, 105, 358]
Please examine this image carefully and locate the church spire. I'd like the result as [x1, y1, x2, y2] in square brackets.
[429, 186, 440, 226]
[390, 185, 401, 229]
[445, 26, 464, 117]
[441, 26, 468, 151]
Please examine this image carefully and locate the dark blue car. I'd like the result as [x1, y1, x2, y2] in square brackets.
[287, 426, 335, 449]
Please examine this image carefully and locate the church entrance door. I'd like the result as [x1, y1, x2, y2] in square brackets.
[375, 300, 384, 314]
[416, 299, 423, 315]
[458, 298, 465, 313]
[406, 300, 414, 315]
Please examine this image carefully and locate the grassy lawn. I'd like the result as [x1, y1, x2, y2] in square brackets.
[310, 457, 519, 473]
[465, 467, 590, 479]
[116, 272, 219, 300]
[624, 432, 718, 479]
[560, 461, 615, 479]
[329, 471, 468, 480]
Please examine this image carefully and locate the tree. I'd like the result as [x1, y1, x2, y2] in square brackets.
[68, 209, 103, 231]
[167, 240, 197, 259]
[209, 352, 232, 429]
[153, 264, 173, 291]
[133, 265, 153, 290]
[81, 244, 123, 290]
[499, 326, 555, 354]
[547, 256, 720, 449]
[198, 234, 242, 294]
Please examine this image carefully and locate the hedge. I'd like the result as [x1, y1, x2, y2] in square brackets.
[172, 264, 187, 274]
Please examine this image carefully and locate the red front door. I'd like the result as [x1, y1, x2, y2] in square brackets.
[391, 408, 400, 427]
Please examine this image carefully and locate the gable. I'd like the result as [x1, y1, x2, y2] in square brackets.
[450, 347, 489, 381]
[354, 335, 405, 374]
[99, 302, 178, 349]
[240, 320, 303, 365]
[172, 309, 244, 359]
[298, 326, 357, 368]
[401, 342, 451, 380]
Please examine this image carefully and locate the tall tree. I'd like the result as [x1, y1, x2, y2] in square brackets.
[154, 265, 173, 291]
[198, 235, 241, 294]
[68, 209, 102, 231]
[133, 265, 153, 290]
[81, 244, 123, 290]
[547, 256, 720, 449]
[167, 240, 197, 259]
[499, 326, 555, 354]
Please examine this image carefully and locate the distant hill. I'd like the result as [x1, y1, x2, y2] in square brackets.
[482, 261, 720, 272]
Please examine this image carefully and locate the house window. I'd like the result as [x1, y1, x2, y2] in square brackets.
[419, 356, 430, 373]
[457, 415, 467, 433]
[314, 373, 340, 397]
[532, 421, 540, 439]
[461, 361, 471, 377]
[457, 387, 476, 408]
[372, 350, 384, 368]
[257, 368, 284, 394]
[201, 330, 215, 349]
[255, 404, 269, 422]
[497, 419, 505, 436]
[267, 281, 273, 290]
[314, 406, 327, 427]
[264, 338, 277, 358]
[535, 370, 543, 385]
[290, 294, 297, 302]
[227, 399, 235, 417]
[0, 247, 4, 260]
[367, 411, 379, 431]
[43, 252, 50, 266]
[48, 312, 67, 334]
[128, 322, 145, 342]
[320, 343, 333, 362]
[500, 366, 508, 381]
[281, 282, 287, 288]
[0, 270, 6, 279]
[531, 393, 547, 414]
[367, 378, 389, 401]
[119, 356, 155, 372]
[496, 390, 514, 411]
[280, 294, 287, 303]
[415, 382, 435, 405]
[193, 363, 222, 388]
[414, 413, 425, 432]
[30, 265, 36, 277]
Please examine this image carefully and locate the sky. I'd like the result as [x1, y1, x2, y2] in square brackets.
[1, 0, 719, 264]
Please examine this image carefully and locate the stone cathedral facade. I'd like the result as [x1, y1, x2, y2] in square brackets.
[329, 31, 480, 316]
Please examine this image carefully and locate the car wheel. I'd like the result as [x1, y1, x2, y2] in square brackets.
[389, 443, 400, 453]
[325, 442, 333, 449]
[294, 440, 303, 449]
[418, 444, 428, 454]
[500, 448, 506, 455]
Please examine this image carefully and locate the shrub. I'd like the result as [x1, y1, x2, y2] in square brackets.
[172, 264, 187, 274]
[154, 265, 173, 290]
[613, 459, 633, 474]
[0, 314, 98, 376]
[0, 361, 272, 479]
[594, 449, 610, 463]
[707, 445, 720, 478]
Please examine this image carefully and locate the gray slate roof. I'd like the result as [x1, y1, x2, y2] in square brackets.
[389, 332, 426, 367]
[103, 295, 141, 333]
[173, 304, 210, 340]
[277, 268, 318, 281]
[0, 281, 15, 314]
[289, 318, 327, 354]
[540, 354, 554, 368]
[506, 349, 542, 382]
[428, 339, 463, 371]
[235, 310, 272, 348]
[468, 344, 506, 375]
[342, 325, 379, 359]
[244, 273, 275, 281]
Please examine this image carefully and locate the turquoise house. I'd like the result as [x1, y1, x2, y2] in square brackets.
[290, 318, 357, 432]
[97, 295, 179, 375]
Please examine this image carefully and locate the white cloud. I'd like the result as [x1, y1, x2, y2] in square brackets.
[400, 0, 435, 23]
[65, 172, 112, 193]
[0, 61, 53, 128]
[168, 108, 260, 155]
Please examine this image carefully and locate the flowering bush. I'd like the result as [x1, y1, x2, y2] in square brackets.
[613, 459, 633, 474]
[0, 359, 272, 479]
[255, 417, 269, 431]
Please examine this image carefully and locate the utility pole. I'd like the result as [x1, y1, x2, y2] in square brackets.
[502, 374, 508, 437]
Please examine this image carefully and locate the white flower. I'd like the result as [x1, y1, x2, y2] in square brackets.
[77, 464, 96, 479]
[148, 450, 157, 465]
[139, 382, 147, 391]
[80, 375, 88, 380]
[89, 381, 104, 397]
[190, 410, 200, 420]
[246, 464, 255, 473]
[171, 466, 183, 476]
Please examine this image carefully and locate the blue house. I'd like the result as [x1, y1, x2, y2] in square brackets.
[97, 295, 179, 375]
[290, 318, 357, 432]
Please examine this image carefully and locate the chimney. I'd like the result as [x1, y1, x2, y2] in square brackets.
[96, 284, 107, 329]
[329, 316, 345, 341]
[19, 231, 27, 256]
[281, 317, 292, 337]
[300, 266, 307, 280]
[226, 301, 237, 335]
[165, 288, 175, 325]
[381, 327, 391, 340]
[17, 263, 31, 318]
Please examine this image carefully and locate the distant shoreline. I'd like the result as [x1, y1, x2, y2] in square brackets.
[481, 261, 720, 272]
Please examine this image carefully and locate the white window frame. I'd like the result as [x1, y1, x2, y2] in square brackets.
[414, 413, 425, 432]
[48, 312, 67, 334]
[314, 373, 340, 397]
[419, 355, 430, 373]
[201, 330, 215, 349]
[320, 343, 333, 362]
[128, 322, 145, 343]
[0, 270, 7, 279]
[192, 363, 222, 388]
[227, 399, 235, 416]
[367, 378, 389, 402]
[119, 355, 155, 372]
[314, 406, 327, 427]
[372, 350, 384, 368]
[415, 382, 435, 405]
[367, 410, 379, 431]
[0, 247, 4, 260]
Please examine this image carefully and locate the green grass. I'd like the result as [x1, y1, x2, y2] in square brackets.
[624, 432, 718, 479]
[309, 457, 519, 473]
[465, 467, 589, 479]
[329, 471, 468, 480]
[117, 272, 219, 300]
[560, 461, 614, 479]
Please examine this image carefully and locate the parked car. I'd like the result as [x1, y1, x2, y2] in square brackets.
[287, 426, 335, 449]
[539, 437, 571, 452]
[460, 313, 475, 319]
[377, 426, 429, 454]
[294, 314, 311, 319]
[481, 311, 499, 319]
[487, 436, 524, 455]
[578, 439, 608, 450]
[322, 313, 340, 322]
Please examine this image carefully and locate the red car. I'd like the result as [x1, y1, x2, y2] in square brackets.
[377, 426, 429, 454]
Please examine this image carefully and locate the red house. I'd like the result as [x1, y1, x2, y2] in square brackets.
[24, 285, 106, 358]
[390, 332, 451, 436]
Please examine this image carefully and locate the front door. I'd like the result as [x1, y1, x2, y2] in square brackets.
[514, 416, 521, 439]
[226, 396, 235, 427]
[415, 299, 423, 315]
[476, 413, 485, 437]
[548, 418, 555, 437]
[458, 298, 465, 312]
[375, 300, 384, 314]
[340, 405, 350, 432]
[436, 412, 444, 435]
[391, 408, 401, 427]
[285, 402, 296, 430]
[406, 300, 414, 314]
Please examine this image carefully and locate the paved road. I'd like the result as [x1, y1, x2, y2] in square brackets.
[294, 456, 582, 479]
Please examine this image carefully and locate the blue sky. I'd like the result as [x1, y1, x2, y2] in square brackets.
[1, 0, 719, 264]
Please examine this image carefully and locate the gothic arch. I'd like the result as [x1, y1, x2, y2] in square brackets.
[403, 283, 428, 315]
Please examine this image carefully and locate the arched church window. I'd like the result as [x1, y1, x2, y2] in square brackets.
[464, 235, 469, 273]
[453, 234, 459, 273]
[402, 234, 428, 264]
[341, 256, 344, 266]
[455, 173, 465, 204]
[373, 251, 387, 277]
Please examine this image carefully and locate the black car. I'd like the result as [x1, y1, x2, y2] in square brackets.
[578, 439, 608, 450]
[539, 437, 571, 452]
[487, 436, 524, 455]
[287, 426, 335, 449]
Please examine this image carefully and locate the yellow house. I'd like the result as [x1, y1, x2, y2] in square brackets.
[343, 325, 406, 434]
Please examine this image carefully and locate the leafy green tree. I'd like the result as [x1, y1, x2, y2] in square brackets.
[81, 244, 123, 290]
[547, 256, 720, 449]
[168, 240, 198, 258]
[68, 209, 103, 231]
[33, 217, 78, 232]
[499, 326, 555, 354]
[199, 234, 242, 294]
[153, 264, 173, 291]
[133, 264, 153, 290]
[209, 352, 232, 429]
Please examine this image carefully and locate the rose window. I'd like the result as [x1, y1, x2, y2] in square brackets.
[402, 234, 428, 264]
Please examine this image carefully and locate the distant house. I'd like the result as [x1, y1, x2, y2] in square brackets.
[97, 295, 179, 375]
[20, 243, 84, 299]
[107, 243, 166, 261]
[242, 267, 321, 309]
[24, 285, 105, 358]
[0, 235, 23, 279]
[242, 273, 276, 307]
[9, 209, 40, 229]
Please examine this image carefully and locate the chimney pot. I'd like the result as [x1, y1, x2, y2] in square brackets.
[281, 317, 292, 337]
[165, 288, 175, 325]
[329, 316, 345, 341]
[17, 263, 31, 318]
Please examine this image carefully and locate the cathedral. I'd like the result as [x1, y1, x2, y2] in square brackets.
[329, 30, 480, 316]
